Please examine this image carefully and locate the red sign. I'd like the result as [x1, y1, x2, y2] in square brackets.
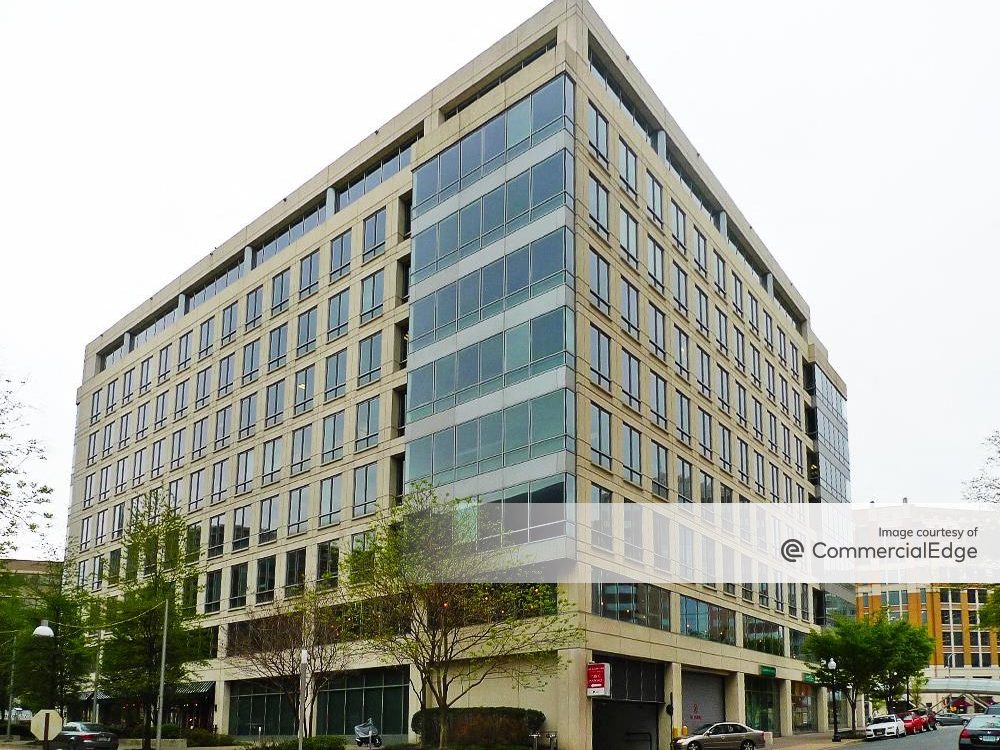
[587, 662, 611, 697]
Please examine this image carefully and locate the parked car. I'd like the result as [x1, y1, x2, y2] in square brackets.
[985, 705, 1000, 716]
[672, 722, 767, 750]
[51, 723, 119, 750]
[897, 711, 928, 734]
[960, 715, 1000, 747]
[938, 712, 971, 726]
[916, 708, 938, 730]
[865, 715, 907, 740]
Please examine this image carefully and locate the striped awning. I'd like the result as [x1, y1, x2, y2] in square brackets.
[79, 681, 214, 702]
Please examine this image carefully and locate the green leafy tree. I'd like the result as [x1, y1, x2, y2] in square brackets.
[870, 615, 935, 708]
[0, 377, 53, 555]
[98, 491, 207, 750]
[343, 484, 582, 750]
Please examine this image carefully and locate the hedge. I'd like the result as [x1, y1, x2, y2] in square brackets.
[265, 736, 346, 750]
[411, 707, 545, 748]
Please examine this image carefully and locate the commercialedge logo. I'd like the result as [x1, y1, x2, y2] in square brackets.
[812, 541, 979, 563]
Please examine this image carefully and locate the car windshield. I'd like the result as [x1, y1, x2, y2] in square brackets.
[78, 725, 106, 732]
[691, 724, 715, 736]
[869, 716, 894, 724]
[968, 717, 1000, 729]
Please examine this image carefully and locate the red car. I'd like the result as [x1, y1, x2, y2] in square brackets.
[896, 711, 929, 734]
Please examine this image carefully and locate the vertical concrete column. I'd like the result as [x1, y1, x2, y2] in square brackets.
[765, 272, 774, 297]
[123, 332, 133, 354]
[406, 680, 422, 745]
[717, 211, 728, 242]
[665, 661, 683, 739]
[817, 686, 830, 732]
[243, 246, 253, 271]
[214, 678, 229, 735]
[557, 648, 591, 750]
[559, 11, 588, 58]
[656, 130, 667, 161]
[726, 672, 746, 723]
[177, 293, 187, 316]
[779, 679, 793, 738]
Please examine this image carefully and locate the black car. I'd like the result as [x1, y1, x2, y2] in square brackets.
[959, 715, 1000, 748]
[52, 723, 119, 750]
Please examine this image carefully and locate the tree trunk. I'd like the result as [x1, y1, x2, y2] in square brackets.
[142, 703, 152, 750]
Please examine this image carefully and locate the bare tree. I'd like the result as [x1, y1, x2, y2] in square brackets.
[965, 431, 1000, 503]
[226, 585, 353, 736]
[343, 483, 582, 750]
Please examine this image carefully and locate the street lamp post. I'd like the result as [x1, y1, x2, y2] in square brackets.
[827, 658, 841, 743]
[155, 598, 169, 750]
[32, 621, 55, 750]
[298, 649, 308, 750]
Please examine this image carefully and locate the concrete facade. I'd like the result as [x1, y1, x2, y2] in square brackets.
[68, 2, 850, 748]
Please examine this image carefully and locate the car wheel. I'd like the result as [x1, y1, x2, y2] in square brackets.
[688, 743, 701, 750]
[740, 740, 755, 750]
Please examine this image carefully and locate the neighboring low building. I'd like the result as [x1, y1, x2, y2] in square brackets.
[67, 1, 852, 747]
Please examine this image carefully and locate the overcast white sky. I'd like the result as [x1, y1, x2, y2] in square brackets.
[2, 0, 998, 558]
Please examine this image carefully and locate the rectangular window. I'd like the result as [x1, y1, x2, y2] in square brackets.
[699, 409, 713, 458]
[714, 252, 727, 296]
[330, 229, 351, 281]
[198, 318, 214, 359]
[694, 231, 707, 274]
[188, 468, 205, 511]
[355, 396, 380, 451]
[649, 303, 666, 358]
[696, 287, 710, 335]
[363, 208, 387, 262]
[676, 457, 692, 503]
[619, 138, 637, 194]
[265, 380, 285, 427]
[622, 423, 642, 484]
[646, 172, 663, 223]
[300, 249, 320, 298]
[588, 175, 609, 236]
[358, 333, 382, 386]
[327, 289, 349, 341]
[139, 357, 152, 393]
[697, 347, 711, 397]
[221, 301, 238, 346]
[229, 563, 248, 609]
[232, 504, 250, 550]
[650, 373, 667, 430]
[325, 349, 347, 400]
[652, 441, 668, 498]
[620, 279, 639, 338]
[262, 437, 283, 484]
[214, 405, 232, 449]
[319, 474, 343, 527]
[716, 308, 729, 354]
[673, 263, 688, 314]
[246, 286, 263, 330]
[670, 201, 686, 248]
[218, 353, 235, 395]
[291, 365, 315, 415]
[177, 333, 191, 371]
[674, 326, 689, 378]
[288, 486, 309, 535]
[259, 497, 278, 545]
[208, 513, 225, 558]
[322, 411, 345, 463]
[131, 448, 145, 487]
[619, 207, 638, 268]
[118, 413, 132, 450]
[268, 323, 288, 370]
[174, 380, 189, 418]
[317, 540, 339, 588]
[360, 271, 384, 323]
[290, 426, 311, 474]
[170, 428, 186, 469]
[621, 350, 641, 410]
[271, 268, 291, 314]
[285, 548, 307, 596]
[238, 394, 257, 439]
[590, 403, 612, 469]
[295, 308, 318, 356]
[589, 249, 610, 314]
[647, 236, 665, 293]
[589, 325, 611, 390]
[204, 570, 222, 613]
[195, 366, 211, 409]
[235, 448, 254, 494]
[587, 102, 609, 161]
[732, 273, 744, 316]
[211, 458, 229, 504]
[717, 366, 731, 412]
[676, 390, 691, 445]
[255, 555, 276, 603]
[353, 462, 378, 517]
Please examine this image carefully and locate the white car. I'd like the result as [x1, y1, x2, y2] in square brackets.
[866, 715, 907, 740]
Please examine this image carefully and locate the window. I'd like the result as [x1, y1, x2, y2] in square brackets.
[229, 563, 248, 609]
[618, 138, 637, 193]
[153, 392, 168, 430]
[294, 365, 315, 415]
[259, 497, 278, 544]
[235, 448, 254, 494]
[170, 428, 186, 469]
[363, 208, 387, 262]
[300, 249, 320, 298]
[296, 307, 317, 356]
[622, 423, 642, 484]
[748, 293, 759, 332]
[241, 340, 260, 384]
[589, 249, 610, 314]
[288, 486, 309, 535]
[262, 437, 283, 484]
[716, 308, 729, 353]
[285, 548, 307, 596]
[246, 286, 263, 330]
[322, 411, 345, 463]
[177, 333, 191, 370]
[90, 390, 101, 423]
[587, 102, 608, 161]
[647, 172, 663, 223]
[194, 367, 211, 409]
[673, 263, 688, 314]
[121, 369, 134, 404]
[319, 475, 343, 527]
[358, 333, 382, 386]
[174, 380, 189, 418]
[150, 440, 164, 478]
[255, 555, 276, 603]
[738, 440, 750, 484]
[102, 423, 114, 457]
[589, 326, 611, 390]
[734, 329, 746, 372]
[317, 540, 339, 588]
[648, 303, 666, 358]
[132, 448, 145, 486]
[139, 357, 152, 394]
[699, 409, 713, 458]
[676, 457, 693, 503]
[271, 269, 291, 314]
[718, 366, 731, 412]
[647, 237, 665, 293]
[325, 350, 347, 400]
[208, 514, 225, 558]
[588, 175, 609, 235]
[650, 373, 668, 430]
[330, 229, 351, 281]
[214, 405, 232, 449]
[696, 287, 710, 335]
[697, 348, 711, 397]
[694, 231, 707, 274]
[732, 273, 744, 316]
[204, 570, 222, 613]
[189, 469, 205, 511]
[290, 426, 311, 474]
[619, 207, 638, 268]
[670, 201, 686, 248]
[232, 505, 250, 550]
[676, 390, 691, 445]
[621, 350, 641, 410]
[674, 326, 689, 378]
[353, 462, 378, 517]
[590, 404, 612, 469]
[360, 270, 384, 323]
[105, 380, 117, 414]
[211, 459, 229, 504]
[356, 396, 380, 451]
[268, 323, 288, 370]
[238, 394, 256, 439]
[265, 380, 285, 427]
[218, 353, 235, 395]
[221, 301, 238, 345]
[327, 289, 349, 341]
[620, 279, 639, 338]
[198, 318, 214, 358]
[652, 441, 668, 498]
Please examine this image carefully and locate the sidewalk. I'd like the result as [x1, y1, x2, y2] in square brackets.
[772, 733, 864, 750]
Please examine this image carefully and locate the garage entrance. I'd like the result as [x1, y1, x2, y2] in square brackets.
[591, 654, 664, 750]
[681, 671, 726, 729]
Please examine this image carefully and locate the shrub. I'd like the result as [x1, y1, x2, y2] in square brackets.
[160, 724, 182, 739]
[411, 707, 544, 748]
[183, 727, 239, 747]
